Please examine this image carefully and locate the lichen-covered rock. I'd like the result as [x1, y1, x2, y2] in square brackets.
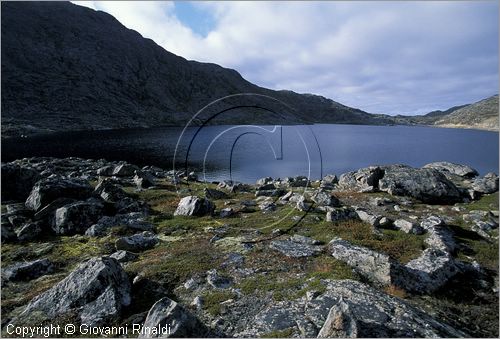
[424, 224, 456, 253]
[405, 249, 460, 293]
[337, 166, 384, 193]
[206, 269, 232, 289]
[115, 231, 159, 252]
[270, 239, 322, 258]
[94, 177, 128, 202]
[393, 219, 424, 235]
[2, 258, 53, 282]
[420, 215, 445, 230]
[355, 209, 381, 227]
[86, 212, 154, 237]
[471, 173, 499, 194]
[326, 207, 357, 222]
[139, 297, 206, 338]
[25, 177, 93, 211]
[53, 199, 104, 235]
[174, 196, 214, 217]
[311, 190, 340, 207]
[329, 238, 408, 287]
[110, 250, 138, 263]
[16, 222, 43, 242]
[379, 165, 462, 204]
[12, 257, 131, 326]
[238, 280, 466, 337]
[423, 161, 479, 178]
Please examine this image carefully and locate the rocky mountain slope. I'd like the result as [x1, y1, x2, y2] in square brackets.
[1, 1, 391, 137]
[390, 95, 499, 131]
[434, 95, 499, 131]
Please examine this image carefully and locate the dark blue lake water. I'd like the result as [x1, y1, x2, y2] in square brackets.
[2, 124, 498, 184]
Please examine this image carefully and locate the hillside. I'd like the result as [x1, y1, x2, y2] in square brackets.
[434, 95, 499, 131]
[1, 1, 391, 137]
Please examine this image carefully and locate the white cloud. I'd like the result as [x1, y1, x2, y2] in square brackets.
[72, 1, 498, 115]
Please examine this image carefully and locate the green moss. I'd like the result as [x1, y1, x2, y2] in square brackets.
[260, 328, 294, 338]
[463, 192, 498, 212]
[202, 290, 237, 316]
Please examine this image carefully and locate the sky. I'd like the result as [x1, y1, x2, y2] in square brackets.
[72, 1, 498, 116]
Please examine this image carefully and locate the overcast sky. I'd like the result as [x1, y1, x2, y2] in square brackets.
[73, 1, 498, 115]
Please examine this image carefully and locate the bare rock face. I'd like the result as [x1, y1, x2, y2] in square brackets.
[239, 280, 466, 337]
[423, 161, 479, 178]
[25, 177, 93, 212]
[13, 256, 131, 327]
[139, 297, 206, 338]
[174, 196, 215, 217]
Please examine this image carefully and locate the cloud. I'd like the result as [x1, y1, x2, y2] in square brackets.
[72, 1, 498, 115]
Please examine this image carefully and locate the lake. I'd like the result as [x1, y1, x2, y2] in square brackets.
[2, 124, 498, 184]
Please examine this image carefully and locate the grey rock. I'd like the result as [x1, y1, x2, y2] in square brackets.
[405, 249, 460, 293]
[204, 188, 229, 200]
[1, 163, 40, 201]
[329, 238, 407, 287]
[94, 177, 128, 202]
[14, 256, 130, 326]
[270, 239, 322, 258]
[423, 161, 479, 178]
[259, 201, 276, 212]
[337, 166, 384, 193]
[25, 177, 93, 211]
[1, 223, 17, 243]
[33, 197, 76, 221]
[110, 250, 138, 263]
[420, 215, 445, 230]
[311, 190, 340, 207]
[174, 196, 214, 217]
[219, 208, 235, 218]
[393, 219, 424, 235]
[240, 279, 465, 337]
[86, 213, 154, 237]
[115, 231, 159, 252]
[325, 207, 357, 222]
[112, 163, 139, 177]
[424, 225, 456, 253]
[255, 188, 286, 197]
[379, 164, 461, 204]
[134, 170, 156, 189]
[207, 269, 232, 289]
[139, 297, 206, 338]
[317, 299, 358, 338]
[96, 165, 115, 176]
[2, 258, 53, 282]
[471, 173, 499, 194]
[291, 234, 321, 245]
[355, 209, 381, 227]
[256, 177, 273, 186]
[54, 199, 104, 235]
[378, 217, 392, 228]
[16, 222, 43, 242]
[287, 176, 310, 187]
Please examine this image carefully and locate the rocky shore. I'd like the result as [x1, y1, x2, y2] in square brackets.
[1, 157, 498, 337]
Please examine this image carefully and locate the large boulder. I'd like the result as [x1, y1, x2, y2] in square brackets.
[239, 280, 466, 337]
[139, 297, 207, 338]
[1, 163, 41, 201]
[25, 177, 93, 211]
[173, 196, 214, 217]
[423, 162, 479, 178]
[13, 256, 131, 326]
[379, 165, 461, 204]
[53, 199, 105, 235]
[2, 258, 54, 282]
